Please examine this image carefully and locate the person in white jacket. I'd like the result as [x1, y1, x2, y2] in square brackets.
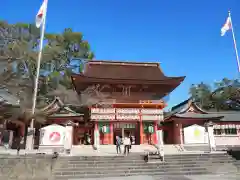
[123, 135, 131, 156]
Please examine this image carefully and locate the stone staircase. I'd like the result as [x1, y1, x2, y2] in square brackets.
[53, 152, 240, 179]
[0, 152, 239, 179]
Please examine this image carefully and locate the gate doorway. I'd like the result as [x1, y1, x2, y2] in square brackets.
[113, 122, 140, 145]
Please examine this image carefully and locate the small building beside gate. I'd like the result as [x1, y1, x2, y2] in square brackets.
[164, 99, 240, 146]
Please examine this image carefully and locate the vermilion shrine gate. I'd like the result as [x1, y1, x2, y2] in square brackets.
[71, 60, 185, 146]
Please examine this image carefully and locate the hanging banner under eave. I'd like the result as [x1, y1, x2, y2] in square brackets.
[148, 125, 154, 133]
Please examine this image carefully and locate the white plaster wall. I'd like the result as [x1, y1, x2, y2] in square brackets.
[215, 136, 240, 146]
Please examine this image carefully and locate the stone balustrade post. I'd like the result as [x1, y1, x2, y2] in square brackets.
[64, 122, 74, 154]
[205, 121, 216, 152]
[156, 122, 164, 159]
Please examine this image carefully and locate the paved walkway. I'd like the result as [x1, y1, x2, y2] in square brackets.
[0, 148, 227, 156]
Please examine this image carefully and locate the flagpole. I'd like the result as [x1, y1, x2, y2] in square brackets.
[228, 11, 240, 73]
[29, 0, 48, 149]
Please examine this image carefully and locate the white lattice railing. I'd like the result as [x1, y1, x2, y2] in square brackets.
[141, 109, 163, 115]
[91, 108, 115, 114]
[215, 135, 240, 146]
[91, 114, 115, 120]
[214, 124, 240, 129]
[116, 108, 140, 114]
[116, 114, 140, 120]
[90, 108, 164, 120]
[141, 115, 163, 121]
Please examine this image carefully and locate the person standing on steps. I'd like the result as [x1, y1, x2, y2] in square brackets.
[123, 134, 131, 156]
[116, 136, 122, 154]
[129, 134, 133, 150]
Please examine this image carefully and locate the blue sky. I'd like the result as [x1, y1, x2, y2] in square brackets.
[1, 0, 240, 109]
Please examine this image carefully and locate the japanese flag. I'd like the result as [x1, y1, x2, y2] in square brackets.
[221, 16, 232, 36]
[36, 0, 48, 28]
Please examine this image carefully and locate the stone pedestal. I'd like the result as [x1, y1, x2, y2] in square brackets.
[205, 121, 216, 151]
[156, 129, 164, 157]
[64, 125, 73, 154]
[94, 130, 100, 150]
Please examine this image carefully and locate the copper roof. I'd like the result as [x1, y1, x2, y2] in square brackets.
[73, 60, 185, 80]
[164, 99, 224, 121]
[72, 60, 185, 93]
[82, 60, 166, 80]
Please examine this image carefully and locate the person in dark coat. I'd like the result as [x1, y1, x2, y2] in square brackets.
[129, 135, 133, 149]
[116, 136, 122, 154]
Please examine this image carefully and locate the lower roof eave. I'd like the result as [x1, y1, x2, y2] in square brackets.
[72, 75, 185, 86]
[164, 116, 224, 122]
[47, 116, 83, 120]
[90, 119, 162, 122]
[219, 120, 240, 122]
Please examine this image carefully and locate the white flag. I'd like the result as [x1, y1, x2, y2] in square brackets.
[221, 16, 232, 36]
[36, 0, 48, 28]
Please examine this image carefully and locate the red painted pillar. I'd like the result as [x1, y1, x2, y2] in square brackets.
[95, 121, 98, 131]
[154, 121, 158, 144]
[140, 110, 143, 144]
[110, 122, 113, 144]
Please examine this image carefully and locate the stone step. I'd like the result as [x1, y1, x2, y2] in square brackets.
[164, 159, 234, 163]
[150, 155, 232, 161]
[152, 160, 236, 164]
[54, 170, 211, 179]
[154, 156, 232, 160]
[58, 158, 142, 162]
[0, 177, 50, 180]
[55, 170, 206, 179]
[57, 158, 231, 164]
[57, 158, 233, 164]
[56, 154, 231, 162]
[54, 166, 209, 175]
[57, 160, 214, 165]
[183, 144, 210, 151]
[56, 153, 229, 160]
[233, 161, 240, 165]
[54, 162, 239, 172]
[57, 155, 142, 160]
[59, 154, 229, 160]
[57, 158, 236, 166]
[165, 154, 231, 158]
[55, 171, 240, 180]
[163, 154, 229, 158]
[55, 161, 240, 169]
[56, 162, 236, 170]
[61, 159, 144, 163]
[154, 157, 234, 161]
[164, 153, 228, 157]
[63, 152, 227, 157]
[57, 159, 237, 168]
[154, 174, 240, 180]
[57, 163, 237, 171]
